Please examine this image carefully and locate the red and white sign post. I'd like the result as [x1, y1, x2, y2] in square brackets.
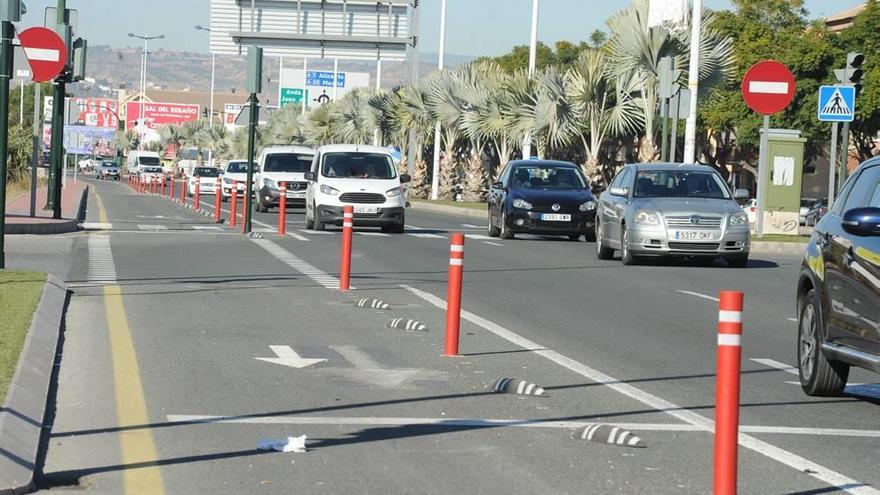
[714, 291, 744, 495]
[741, 61, 796, 238]
[444, 233, 465, 357]
[339, 206, 354, 292]
[18, 27, 67, 83]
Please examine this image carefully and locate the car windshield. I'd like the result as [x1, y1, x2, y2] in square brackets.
[195, 168, 219, 177]
[633, 170, 731, 199]
[263, 153, 313, 173]
[321, 152, 396, 179]
[138, 156, 161, 166]
[510, 165, 586, 190]
[225, 162, 253, 174]
[102, 163, 117, 168]
[144, 167, 163, 173]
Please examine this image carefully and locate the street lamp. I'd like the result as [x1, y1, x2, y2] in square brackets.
[128, 32, 165, 149]
[195, 25, 216, 131]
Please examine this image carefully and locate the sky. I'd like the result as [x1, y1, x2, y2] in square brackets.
[18, 0, 868, 57]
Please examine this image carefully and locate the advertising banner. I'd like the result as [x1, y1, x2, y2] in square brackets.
[44, 97, 120, 128]
[43, 125, 116, 156]
[125, 101, 201, 142]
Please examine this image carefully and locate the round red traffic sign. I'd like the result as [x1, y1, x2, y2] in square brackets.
[18, 27, 67, 83]
[741, 60, 796, 115]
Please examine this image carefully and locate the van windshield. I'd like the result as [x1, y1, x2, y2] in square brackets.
[225, 161, 254, 174]
[263, 153, 313, 173]
[195, 168, 219, 177]
[321, 152, 396, 179]
[138, 156, 161, 166]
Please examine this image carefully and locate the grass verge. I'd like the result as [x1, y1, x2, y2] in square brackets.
[753, 234, 810, 243]
[0, 270, 47, 402]
[410, 199, 486, 210]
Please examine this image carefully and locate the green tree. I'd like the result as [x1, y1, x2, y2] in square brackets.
[839, 0, 880, 162]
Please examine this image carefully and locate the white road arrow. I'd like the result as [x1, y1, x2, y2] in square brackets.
[255, 345, 327, 369]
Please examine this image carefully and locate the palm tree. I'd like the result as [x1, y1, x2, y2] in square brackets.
[515, 66, 578, 160]
[329, 88, 376, 145]
[303, 103, 335, 146]
[111, 129, 139, 151]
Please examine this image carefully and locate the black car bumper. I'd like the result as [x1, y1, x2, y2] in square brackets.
[258, 186, 307, 206]
[317, 205, 405, 227]
[505, 209, 596, 235]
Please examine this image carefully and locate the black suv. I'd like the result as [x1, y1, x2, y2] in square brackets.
[797, 158, 880, 396]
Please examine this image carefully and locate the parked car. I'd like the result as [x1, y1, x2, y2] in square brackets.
[187, 166, 220, 196]
[804, 199, 828, 227]
[220, 159, 255, 202]
[97, 162, 120, 180]
[800, 198, 817, 226]
[796, 157, 880, 396]
[595, 163, 751, 267]
[305, 144, 410, 233]
[253, 146, 315, 212]
[487, 160, 596, 241]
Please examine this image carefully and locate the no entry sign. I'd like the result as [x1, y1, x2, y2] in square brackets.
[18, 27, 67, 83]
[741, 60, 796, 115]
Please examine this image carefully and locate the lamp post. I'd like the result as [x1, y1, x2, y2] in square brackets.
[522, 0, 539, 160]
[429, 0, 447, 201]
[128, 32, 164, 148]
[194, 25, 215, 130]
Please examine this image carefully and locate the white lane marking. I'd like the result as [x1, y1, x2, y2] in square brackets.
[786, 317, 798, 323]
[286, 231, 310, 241]
[191, 225, 222, 231]
[749, 81, 789, 94]
[250, 238, 341, 290]
[483, 241, 504, 247]
[299, 229, 333, 235]
[331, 345, 383, 370]
[403, 284, 880, 495]
[406, 225, 427, 230]
[462, 223, 484, 229]
[80, 222, 113, 230]
[87, 235, 117, 283]
[751, 358, 798, 376]
[137, 224, 168, 231]
[675, 290, 720, 302]
[254, 345, 327, 369]
[466, 234, 495, 240]
[407, 233, 443, 239]
[357, 232, 391, 237]
[164, 415, 880, 439]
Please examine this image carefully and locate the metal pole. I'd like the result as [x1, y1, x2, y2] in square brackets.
[332, 58, 339, 101]
[0, 20, 13, 268]
[522, 0, 539, 160]
[19, 79, 23, 124]
[406, 0, 420, 176]
[30, 83, 40, 217]
[139, 38, 147, 147]
[828, 122, 838, 211]
[755, 115, 770, 238]
[244, 92, 259, 233]
[839, 121, 850, 185]
[301, 57, 308, 112]
[374, 59, 381, 146]
[670, 91, 680, 162]
[430, 0, 447, 200]
[210, 53, 216, 128]
[682, 0, 702, 164]
[660, 97, 669, 162]
[277, 55, 283, 108]
[47, 0, 67, 216]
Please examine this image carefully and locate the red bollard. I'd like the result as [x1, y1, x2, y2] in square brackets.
[214, 177, 222, 222]
[278, 182, 287, 236]
[150, 176, 155, 194]
[168, 175, 174, 200]
[230, 181, 238, 227]
[194, 179, 201, 209]
[339, 205, 353, 291]
[714, 291, 744, 495]
[161, 175, 166, 196]
[444, 233, 465, 356]
[180, 174, 187, 205]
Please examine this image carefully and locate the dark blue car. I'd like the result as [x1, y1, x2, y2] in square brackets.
[487, 160, 597, 241]
[797, 157, 880, 396]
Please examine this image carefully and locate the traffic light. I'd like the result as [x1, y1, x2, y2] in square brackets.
[202, 108, 208, 118]
[847, 52, 864, 95]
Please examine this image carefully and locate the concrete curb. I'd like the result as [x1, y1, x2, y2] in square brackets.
[409, 201, 487, 221]
[750, 241, 806, 255]
[4, 186, 89, 235]
[0, 276, 68, 494]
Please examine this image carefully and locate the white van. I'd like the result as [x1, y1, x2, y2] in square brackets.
[305, 144, 410, 233]
[253, 145, 315, 212]
[127, 150, 162, 175]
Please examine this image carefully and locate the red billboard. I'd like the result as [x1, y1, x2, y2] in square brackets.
[125, 101, 200, 132]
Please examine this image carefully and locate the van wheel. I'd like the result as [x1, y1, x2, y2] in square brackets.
[305, 209, 314, 229]
[798, 289, 849, 396]
[313, 204, 325, 231]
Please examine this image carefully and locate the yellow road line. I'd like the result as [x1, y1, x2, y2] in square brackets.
[95, 192, 165, 494]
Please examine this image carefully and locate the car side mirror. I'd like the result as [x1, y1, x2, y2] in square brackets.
[609, 186, 629, 197]
[734, 188, 750, 200]
[304, 171, 316, 181]
[842, 207, 880, 236]
[399, 174, 411, 184]
[491, 181, 504, 189]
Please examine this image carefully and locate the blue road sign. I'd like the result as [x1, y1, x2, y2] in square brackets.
[818, 85, 855, 122]
[306, 71, 345, 88]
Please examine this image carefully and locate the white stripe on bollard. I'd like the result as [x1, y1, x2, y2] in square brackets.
[449, 258, 463, 266]
[717, 334, 742, 347]
[718, 310, 742, 323]
[450, 245, 464, 252]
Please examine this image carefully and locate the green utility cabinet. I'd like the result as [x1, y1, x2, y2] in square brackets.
[759, 129, 806, 235]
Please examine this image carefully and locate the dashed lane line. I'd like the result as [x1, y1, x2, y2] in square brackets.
[751, 358, 798, 375]
[250, 237, 340, 289]
[675, 289, 720, 302]
[403, 284, 879, 495]
[483, 241, 504, 247]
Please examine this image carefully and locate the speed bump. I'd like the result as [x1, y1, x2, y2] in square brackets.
[491, 378, 548, 397]
[576, 424, 645, 448]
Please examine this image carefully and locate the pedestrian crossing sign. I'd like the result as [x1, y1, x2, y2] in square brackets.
[818, 85, 856, 122]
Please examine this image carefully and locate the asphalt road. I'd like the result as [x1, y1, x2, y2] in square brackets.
[29, 177, 880, 494]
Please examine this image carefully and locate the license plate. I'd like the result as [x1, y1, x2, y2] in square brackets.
[540, 213, 571, 222]
[287, 191, 306, 198]
[354, 206, 378, 214]
[672, 230, 716, 240]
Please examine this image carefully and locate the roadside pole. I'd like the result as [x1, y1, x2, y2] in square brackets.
[0, 19, 13, 269]
[243, 46, 262, 234]
[755, 115, 769, 237]
[827, 123, 838, 209]
[29, 83, 40, 217]
[48, 0, 68, 218]
[839, 122, 850, 185]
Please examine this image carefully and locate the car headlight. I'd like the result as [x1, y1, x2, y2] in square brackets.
[634, 210, 660, 225]
[385, 187, 401, 198]
[263, 178, 278, 190]
[320, 184, 340, 196]
[223, 177, 232, 184]
[512, 198, 533, 210]
[729, 211, 748, 226]
[579, 200, 597, 212]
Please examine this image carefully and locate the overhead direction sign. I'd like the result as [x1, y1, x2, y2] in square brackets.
[18, 26, 67, 82]
[741, 60, 796, 115]
[818, 85, 855, 122]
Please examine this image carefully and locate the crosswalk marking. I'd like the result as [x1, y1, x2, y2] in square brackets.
[87, 235, 117, 283]
[137, 224, 168, 231]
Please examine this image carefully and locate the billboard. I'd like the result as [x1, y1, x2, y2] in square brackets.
[279, 69, 370, 109]
[44, 97, 120, 128]
[43, 125, 116, 156]
[125, 101, 200, 142]
[224, 103, 244, 130]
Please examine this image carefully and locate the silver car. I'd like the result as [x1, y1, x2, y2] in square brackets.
[595, 163, 751, 267]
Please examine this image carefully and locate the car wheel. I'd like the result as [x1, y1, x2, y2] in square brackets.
[595, 221, 614, 260]
[584, 228, 596, 242]
[487, 206, 501, 237]
[500, 211, 514, 240]
[305, 208, 315, 229]
[313, 203, 325, 231]
[620, 224, 637, 265]
[798, 289, 849, 396]
[221, 195, 228, 203]
[568, 234, 581, 241]
[727, 255, 749, 268]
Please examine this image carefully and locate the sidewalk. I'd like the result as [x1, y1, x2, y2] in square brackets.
[4, 181, 87, 234]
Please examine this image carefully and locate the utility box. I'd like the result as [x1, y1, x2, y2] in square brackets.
[760, 129, 806, 235]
